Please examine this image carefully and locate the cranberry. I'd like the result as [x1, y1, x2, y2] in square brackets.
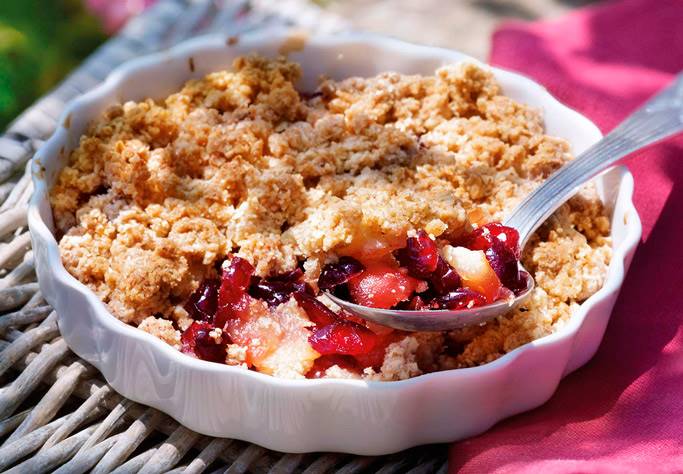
[318, 257, 365, 290]
[220, 257, 253, 295]
[407, 295, 429, 310]
[309, 320, 378, 356]
[394, 230, 439, 278]
[330, 282, 353, 302]
[180, 321, 226, 363]
[185, 279, 218, 322]
[293, 291, 338, 327]
[395, 295, 430, 310]
[483, 240, 521, 290]
[431, 288, 488, 310]
[429, 256, 462, 295]
[306, 354, 359, 379]
[463, 223, 520, 258]
[249, 279, 289, 307]
[215, 293, 251, 329]
[215, 257, 254, 328]
[249, 269, 310, 307]
[510, 270, 531, 295]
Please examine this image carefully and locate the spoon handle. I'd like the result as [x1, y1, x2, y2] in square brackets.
[505, 72, 683, 245]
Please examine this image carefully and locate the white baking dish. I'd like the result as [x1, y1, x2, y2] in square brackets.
[28, 31, 641, 455]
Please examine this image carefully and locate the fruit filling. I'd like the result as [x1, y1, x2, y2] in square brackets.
[177, 223, 527, 374]
[324, 225, 527, 311]
[178, 254, 403, 377]
[51, 55, 613, 380]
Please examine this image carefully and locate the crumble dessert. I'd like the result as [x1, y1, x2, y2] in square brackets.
[50, 55, 612, 380]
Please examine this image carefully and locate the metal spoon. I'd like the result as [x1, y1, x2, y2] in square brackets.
[327, 72, 683, 331]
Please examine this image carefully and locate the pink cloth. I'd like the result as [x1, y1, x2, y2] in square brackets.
[449, 1, 683, 472]
[85, 0, 157, 33]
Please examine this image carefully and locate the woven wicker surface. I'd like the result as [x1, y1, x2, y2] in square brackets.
[0, 0, 449, 471]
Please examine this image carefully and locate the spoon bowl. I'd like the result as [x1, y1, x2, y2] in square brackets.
[326, 271, 534, 331]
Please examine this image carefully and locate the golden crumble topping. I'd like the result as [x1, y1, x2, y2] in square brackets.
[50, 55, 611, 380]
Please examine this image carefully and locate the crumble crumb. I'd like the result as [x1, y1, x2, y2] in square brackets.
[138, 316, 181, 349]
[226, 344, 249, 368]
[365, 336, 423, 381]
[208, 327, 223, 343]
[171, 305, 193, 331]
[322, 365, 362, 380]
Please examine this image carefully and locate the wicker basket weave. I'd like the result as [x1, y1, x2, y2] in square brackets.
[0, 0, 448, 471]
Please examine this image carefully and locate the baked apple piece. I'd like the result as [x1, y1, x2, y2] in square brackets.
[441, 245, 503, 303]
[347, 262, 422, 309]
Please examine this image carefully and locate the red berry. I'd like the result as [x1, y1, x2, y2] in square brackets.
[309, 320, 378, 356]
[464, 223, 520, 258]
[249, 278, 291, 307]
[215, 257, 255, 328]
[406, 295, 429, 310]
[185, 279, 218, 322]
[510, 270, 531, 295]
[431, 288, 488, 310]
[394, 230, 439, 278]
[248, 268, 309, 307]
[215, 293, 251, 329]
[429, 256, 462, 295]
[348, 262, 421, 309]
[180, 321, 226, 363]
[293, 292, 338, 327]
[483, 240, 521, 290]
[222, 257, 253, 291]
[318, 256, 365, 290]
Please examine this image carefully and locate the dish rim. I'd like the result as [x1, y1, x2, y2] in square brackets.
[28, 29, 642, 389]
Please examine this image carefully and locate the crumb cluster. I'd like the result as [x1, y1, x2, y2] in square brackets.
[50, 55, 611, 380]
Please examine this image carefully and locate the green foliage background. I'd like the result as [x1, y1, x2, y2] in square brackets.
[0, 0, 106, 130]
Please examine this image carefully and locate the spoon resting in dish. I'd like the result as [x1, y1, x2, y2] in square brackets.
[327, 72, 683, 331]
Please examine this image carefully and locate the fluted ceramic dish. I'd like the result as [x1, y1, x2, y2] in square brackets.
[28, 31, 642, 455]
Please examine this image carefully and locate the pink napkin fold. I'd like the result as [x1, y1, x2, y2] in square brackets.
[449, 1, 683, 472]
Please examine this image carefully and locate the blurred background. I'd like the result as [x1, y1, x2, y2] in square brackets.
[0, 0, 106, 130]
[0, 0, 597, 131]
